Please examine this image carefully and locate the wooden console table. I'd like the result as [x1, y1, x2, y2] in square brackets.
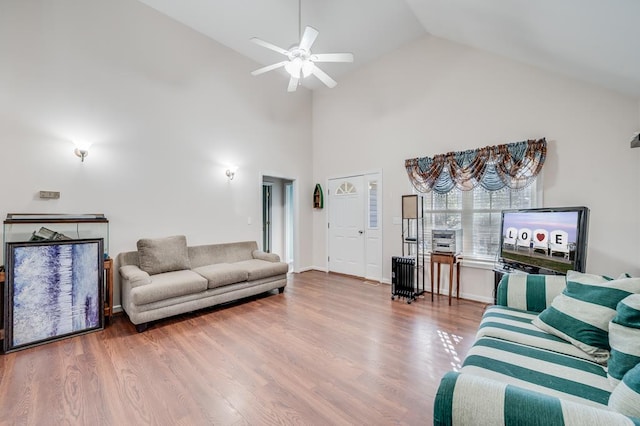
[430, 252, 461, 305]
[0, 258, 113, 341]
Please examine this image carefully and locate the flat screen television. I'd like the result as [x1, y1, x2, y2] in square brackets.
[498, 206, 589, 275]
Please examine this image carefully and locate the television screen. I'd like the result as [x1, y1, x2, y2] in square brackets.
[499, 206, 589, 275]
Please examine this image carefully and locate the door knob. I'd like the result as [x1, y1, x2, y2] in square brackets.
[358, 230, 364, 234]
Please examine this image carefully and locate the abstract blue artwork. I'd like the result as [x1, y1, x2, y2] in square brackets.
[5, 239, 103, 352]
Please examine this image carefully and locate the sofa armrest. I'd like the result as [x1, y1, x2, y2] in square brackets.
[119, 265, 152, 287]
[496, 273, 566, 313]
[252, 250, 281, 262]
[434, 371, 636, 426]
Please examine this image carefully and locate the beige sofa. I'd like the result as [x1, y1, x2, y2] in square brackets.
[118, 236, 288, 331]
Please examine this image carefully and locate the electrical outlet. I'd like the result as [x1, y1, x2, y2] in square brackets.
[39, 191, 60, 199]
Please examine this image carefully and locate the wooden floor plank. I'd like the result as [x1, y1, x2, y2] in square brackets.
[0, 271, 486, 425]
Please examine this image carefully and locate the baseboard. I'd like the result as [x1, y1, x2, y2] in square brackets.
[457, 292, 493, 304]
[426, 290, 493, 304]
[298, 266, 327, 273]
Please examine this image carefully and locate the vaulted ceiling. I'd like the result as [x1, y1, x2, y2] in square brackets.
[137, 0, 640, 98]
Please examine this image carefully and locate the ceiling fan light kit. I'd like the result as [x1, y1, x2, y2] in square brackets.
[250, 1, 353, 92]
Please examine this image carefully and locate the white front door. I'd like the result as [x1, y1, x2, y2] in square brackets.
[329, 176, 365, 277]
[328, 173, 382, 280]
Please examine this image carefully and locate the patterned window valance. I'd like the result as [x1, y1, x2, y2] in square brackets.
[405, 138, 546, 194]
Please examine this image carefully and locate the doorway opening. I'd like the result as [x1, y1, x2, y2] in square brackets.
[262, 183, 272, 253]
[262, 176, 295, 272]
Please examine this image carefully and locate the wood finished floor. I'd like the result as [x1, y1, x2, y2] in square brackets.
[0, 271, 486, 425]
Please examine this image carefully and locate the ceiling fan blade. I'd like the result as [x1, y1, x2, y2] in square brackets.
[311, 53, 354, 63]
[299, 26, 319, 51]
[287, 76, 299, 92]
[251, 61, 288, 76]
[310, 64, 337, 88]
[250, 37, 289, 56]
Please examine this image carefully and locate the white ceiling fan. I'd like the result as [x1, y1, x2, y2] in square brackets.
[250, 0, 354, 92]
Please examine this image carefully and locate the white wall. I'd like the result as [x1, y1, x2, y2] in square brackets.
[3, 2, 638, 309]
[312, 35, 640, 302]
[0, 0, 314, 310]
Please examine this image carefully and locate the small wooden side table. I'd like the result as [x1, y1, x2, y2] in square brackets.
[103, 257, 114, 323]
[0, 271, 4, 341]
[430, 252, 461, 305]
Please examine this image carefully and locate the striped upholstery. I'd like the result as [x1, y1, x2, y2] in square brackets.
[433, 271, 640, 425]
[532, 271, 640, 364]
[609, 364, 640, 418]
[478, 306, 598, 362]
[435, 371, 639, 426]
[609, 294, 640, 385]
[461, 337, 612, 407]
[496, 273, 566, 313]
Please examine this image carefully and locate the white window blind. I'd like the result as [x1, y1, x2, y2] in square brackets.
[420, 179, 540, 261]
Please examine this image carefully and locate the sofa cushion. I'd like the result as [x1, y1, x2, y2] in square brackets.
[461, 336, 611, 407]
[233, 259, 289, 281]
[532, 271, 640, 364]
[608, 363, 640, 418]
[131, 270, 207, 305]
[137, 235, 191, 275]
[435, 371, 634, 426]
[188, 241, 257, 268]
[608, 294, 640, 386]
[496, 273, 567, 313]
[192, 263, 248, 289]
[477, 306, 598, 362]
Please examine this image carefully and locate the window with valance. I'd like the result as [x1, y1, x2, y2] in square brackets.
[404, 138, 547, 260]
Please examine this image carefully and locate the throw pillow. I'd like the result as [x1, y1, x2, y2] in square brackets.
[608, 294, 640, 386]
[609, 363, 640, 418]
[137, 235, 191, 275]
[532, 271, 640, 363]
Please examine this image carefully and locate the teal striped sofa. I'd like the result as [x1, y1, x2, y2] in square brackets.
[434, 273, 640, 426]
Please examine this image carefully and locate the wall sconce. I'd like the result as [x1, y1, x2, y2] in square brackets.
[73, 141, 92, 162]
[226, 169, 236, 180]
[74, 147, 89, 162]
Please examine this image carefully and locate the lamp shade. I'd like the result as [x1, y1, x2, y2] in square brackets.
[285, 58, 303, 78]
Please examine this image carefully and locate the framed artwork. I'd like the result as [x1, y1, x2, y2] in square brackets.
[4, 238, 104, 353]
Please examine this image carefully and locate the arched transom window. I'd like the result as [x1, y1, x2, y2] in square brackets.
[335, 182, 357, 195]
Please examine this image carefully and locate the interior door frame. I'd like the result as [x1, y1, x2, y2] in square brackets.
[260, 172, 298, 272]
[262, 182, 273, 253]
[326, 169, 383, 282]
